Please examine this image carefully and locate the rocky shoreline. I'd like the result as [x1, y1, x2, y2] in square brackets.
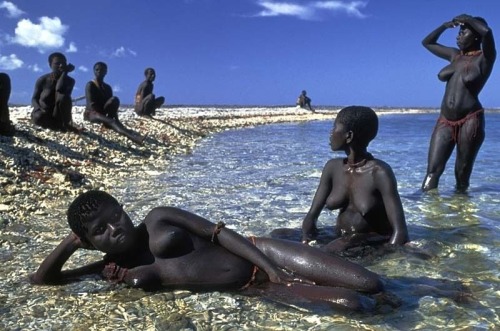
[0, 106, 336, 225]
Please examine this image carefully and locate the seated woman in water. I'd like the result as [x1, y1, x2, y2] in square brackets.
[85, 62, 145, 145]
[300, 106, 409, 254]
[30, 190, 384, 311]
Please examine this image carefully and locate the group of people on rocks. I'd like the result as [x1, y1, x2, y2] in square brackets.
[7, 14, 496, 311]
[1, 53, 165, 144]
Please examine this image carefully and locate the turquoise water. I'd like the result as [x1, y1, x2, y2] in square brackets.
[144, 112, 499, 329]
[3, 111, 498, 330]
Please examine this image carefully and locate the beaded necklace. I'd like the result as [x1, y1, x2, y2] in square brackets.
[345, 153, 374, 172]
[461, 50, 482, 56]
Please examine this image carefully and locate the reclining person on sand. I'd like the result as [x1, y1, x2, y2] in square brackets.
[85, 62, 145, 145]
[0, 72, 15, 136]
[134, 68, 165, 117]
[300, 106, 409, 254]
[30, 190, 385, 312]
[31, 52, 80, 133]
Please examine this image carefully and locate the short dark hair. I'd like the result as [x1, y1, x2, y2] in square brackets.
[67, 190, 119, 243]
[48, 52, 66, 65]
[93, 62, 108, 70]
[336, 106, 378, 148]
[144, 67, 155, 76]
[465, 16, 488, 41]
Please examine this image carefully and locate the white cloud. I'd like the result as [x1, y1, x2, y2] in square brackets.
[12, 16, 68, 52]
[0, 1, 25, 18]
[0, 53, 23, 70]
[253, 0, 368, 20]
[112, 85, 121, 93]
[66, 41, 77, 53]
[78, 65, 88, 72]
[111, 46, 137, 58]
[314, 1, 367, 18]
[28, 63, 42, 72]
[255, 1, 314, 20]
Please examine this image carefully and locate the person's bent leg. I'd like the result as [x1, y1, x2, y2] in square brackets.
[103, 97, 120, 120]
[54, 93, 74, 130]
[455, 114, 485, 192]
[255, 237, 383, 293]
[31, 108, 53, 129]
[153, 96, 165, 112]
[263, 282, 376, 312]
[142, 94, 156, 116]
[422, 123, 455, 191]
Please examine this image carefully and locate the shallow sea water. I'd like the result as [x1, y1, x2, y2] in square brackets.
[2, 110, 499, 330]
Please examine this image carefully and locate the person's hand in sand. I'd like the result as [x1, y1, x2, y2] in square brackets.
[301, 106, 409, 254]
[84, 62, 146, 145]
[31, 190, 384, 312]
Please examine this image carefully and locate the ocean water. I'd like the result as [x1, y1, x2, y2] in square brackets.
[140, 112, 500, 329]
[3, 110, 499, 330]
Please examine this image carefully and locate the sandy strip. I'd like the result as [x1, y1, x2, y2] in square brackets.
[0, 106, 342, 221]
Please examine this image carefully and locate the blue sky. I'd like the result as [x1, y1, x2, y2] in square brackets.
[1, 0, 499, 107]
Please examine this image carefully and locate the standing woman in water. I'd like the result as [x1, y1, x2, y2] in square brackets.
[421, 14, 496, 192]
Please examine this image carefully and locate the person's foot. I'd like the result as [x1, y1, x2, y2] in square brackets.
[0, 121, 15, 136]
[130, 132, 147, 146]
[65, 124, 84, 134]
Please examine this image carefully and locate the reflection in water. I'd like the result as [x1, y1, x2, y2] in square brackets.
[2, 113, 499, 329]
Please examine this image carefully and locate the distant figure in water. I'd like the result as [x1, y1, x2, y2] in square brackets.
[31, 52, 80, 133]
[299, 106, 409, 254]
[296, 90, 314, 112]
[421, 14, 496, 192]
[134, 68, 165, 117]
[85, 62, 145, 145]
[0, 72, 15, 136]
[30, 190, 385, 312]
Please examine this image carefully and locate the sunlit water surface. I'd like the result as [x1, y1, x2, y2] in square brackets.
[2, 111, 499, 330]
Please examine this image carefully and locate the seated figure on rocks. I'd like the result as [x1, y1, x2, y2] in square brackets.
[134, 67, 165, 117]
[298, 106, 409, 255]
[0, 72, 15, 136]
[296, 90, 314, 112]
[85, 62, 145, 145]
[31, 52, 80, 133]
[30, 190, 388, 312]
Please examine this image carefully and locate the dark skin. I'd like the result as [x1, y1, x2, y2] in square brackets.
[31, 55, 79, 132]
[30, 199, 384, 311]
[85, 63, 145, 145]
[297, 90, 314, 112]
[421, 14, 496, 192]
[134, 68, 165, 117]
[0, 72, 15, 136]
[302, 118, 409, 253]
